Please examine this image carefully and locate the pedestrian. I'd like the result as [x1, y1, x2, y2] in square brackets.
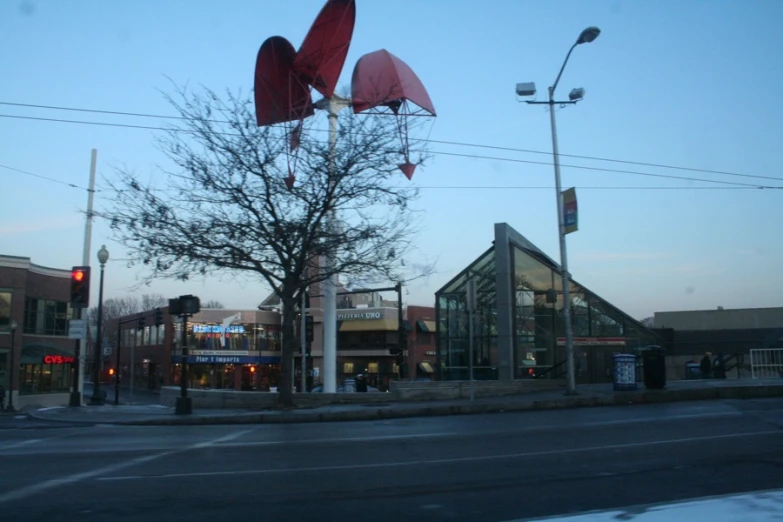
[700, 352, 712, 379]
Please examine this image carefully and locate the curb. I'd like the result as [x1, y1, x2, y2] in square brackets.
[26, 384, 783, 427]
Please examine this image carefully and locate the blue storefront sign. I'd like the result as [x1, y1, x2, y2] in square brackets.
[170, 354, 281, 364]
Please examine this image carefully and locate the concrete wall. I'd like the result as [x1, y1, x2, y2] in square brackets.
[160, 379, 566, 409]
[655, 308, 783, 331]
[159, 386, 398, 409]
[391, 379, 564, 400]
[16, 392, 70, 411]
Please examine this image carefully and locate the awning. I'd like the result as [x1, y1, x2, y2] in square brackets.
[339, 319, 398, 332]
[20, 344, 75, 365]
[417, 320, 437, 333]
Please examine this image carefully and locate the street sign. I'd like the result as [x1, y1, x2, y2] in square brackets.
[68, 319, 86, 340]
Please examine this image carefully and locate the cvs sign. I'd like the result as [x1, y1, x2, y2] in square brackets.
[43, 355, 75, 364]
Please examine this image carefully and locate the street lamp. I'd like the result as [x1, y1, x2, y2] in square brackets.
[517, 26, 601, 396]
[89, 245, 109, 405]
[6, 319, 17, 411]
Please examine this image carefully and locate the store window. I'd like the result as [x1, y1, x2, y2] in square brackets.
[256, 325, 281, 351]
[19, 358, 73, 394]
[23, 298, 72, 336]
[0, 291, 11, 328]
[191, 323, 253, 350]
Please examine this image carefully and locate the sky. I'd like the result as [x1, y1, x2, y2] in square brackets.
[1, 0, 781, 320]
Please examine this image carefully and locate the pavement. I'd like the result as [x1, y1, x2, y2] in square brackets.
[1, 397, 783, 521]
[18, 377, 783, 426]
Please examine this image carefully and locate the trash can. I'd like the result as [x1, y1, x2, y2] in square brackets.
[613, 353, 638, 391]
[355, 374, 368, 393]
[642, 346, 666, 389]
[342, 378, 356, 393]
[685, 362, 701, 380]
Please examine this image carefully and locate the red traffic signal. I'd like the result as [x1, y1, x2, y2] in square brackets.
[70, 266, 91, 308]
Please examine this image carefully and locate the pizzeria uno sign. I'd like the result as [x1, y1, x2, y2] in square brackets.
[43, 355, 76, 364]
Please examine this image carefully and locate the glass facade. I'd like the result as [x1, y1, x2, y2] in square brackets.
[187, 322, 280, 352]
[23, 297, 73, 336]
[436, 225, 663, 383]
[436, 247, 499, 380]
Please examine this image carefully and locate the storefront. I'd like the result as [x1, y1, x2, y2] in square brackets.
[170, 352, 281, 391]
[168, 309, 282, 391]
[336, 308, 404, 391]
[15, 344, 75, 401]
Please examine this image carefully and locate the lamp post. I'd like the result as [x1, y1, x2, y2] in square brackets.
[518, 26, 600, 396]
[6, 319, 17, 411]
[89, 245, 109, 405]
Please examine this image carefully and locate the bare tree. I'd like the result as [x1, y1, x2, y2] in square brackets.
[86, 296, 142, 339]
[98, 86, 429, 406]
[87, 296, 141, 325]
[141, 293, 167, 310]
[641, 316, 655, 328]
[202, 300, 226, 309]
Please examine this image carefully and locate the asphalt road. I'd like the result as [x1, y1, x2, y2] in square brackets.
[1, 398, 783, 522]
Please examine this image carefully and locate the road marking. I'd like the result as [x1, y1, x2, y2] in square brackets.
[0, 439, 42, 450]
[494, 411, 742, 433]
[0, 427, 258, 504]
[98, 429, 781, 482]
[213, 431, 460, 448]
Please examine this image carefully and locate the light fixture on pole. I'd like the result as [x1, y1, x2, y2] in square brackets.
[516, 26, 601, 396]
[89, 245, 109, 405]
[5, 319, 17, 411]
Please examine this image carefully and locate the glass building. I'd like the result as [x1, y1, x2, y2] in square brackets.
[436, 223, 662, 384]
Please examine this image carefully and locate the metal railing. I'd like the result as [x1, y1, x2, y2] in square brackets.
[750, 348, 783, 379]
[534, 359, 567, 379]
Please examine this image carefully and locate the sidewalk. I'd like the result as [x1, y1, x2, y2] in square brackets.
[27, 378, 783, 426]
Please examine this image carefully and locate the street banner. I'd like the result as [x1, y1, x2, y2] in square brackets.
[563, 187, 578, 235]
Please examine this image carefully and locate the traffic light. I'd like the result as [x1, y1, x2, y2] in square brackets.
[108, 368, 115, 376]
[70, 266, 91, 308]
[305, 315, 314, 344]
[137, 316, 145, 330]
[154, 308, 164, 327]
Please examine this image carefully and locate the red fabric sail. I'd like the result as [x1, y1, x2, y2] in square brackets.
[293, 0, 356, 99]
[254, 36, 314, 126]
[350, 49, 436, 116]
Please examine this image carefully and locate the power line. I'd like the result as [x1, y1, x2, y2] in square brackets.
[413, 185, 772, 190]
[0, 163, 94, 191]
[2, 159, 773, 193]
[1, 112, 780, 189]
[2, 100, 779, 183]
[429, 150, 780, 189]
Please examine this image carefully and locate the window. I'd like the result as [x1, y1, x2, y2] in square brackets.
[256, 325, 281, 351]
[23, 298, 71, 336]
[0, 292, 11, 328]
[19, 362, 72, 395]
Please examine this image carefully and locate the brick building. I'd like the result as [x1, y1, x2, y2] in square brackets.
[0, 255, 76, 410]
